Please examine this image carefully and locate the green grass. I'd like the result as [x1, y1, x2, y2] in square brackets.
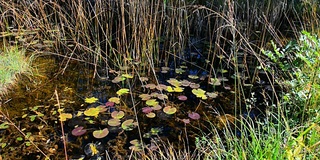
[0, 45, 32, 95]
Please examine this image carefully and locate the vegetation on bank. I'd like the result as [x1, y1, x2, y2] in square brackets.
[0, 45, 32, 96]
[0, 0, 319, 159]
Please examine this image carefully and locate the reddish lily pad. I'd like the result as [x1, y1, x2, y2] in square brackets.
[188, 112, 201, 120]
[180, 80, 191, 87]
[93, 128, 109, 139]
[163, 106, 177, 115]
[181, 119, 190, 124]
[142, 107, 153, 114]
[145, 83, 156, 89]
[189, 83, 200, 89]
[105, 101, 115, 107]
[139, 94, 151, 101]
[156, 84, 167, 91]
[178, 95, 188, 101]
[72, 126, 87, 136]
[152, 105, 162, 111]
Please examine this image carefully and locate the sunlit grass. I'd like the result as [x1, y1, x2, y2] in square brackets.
[0, 45, 32, 95]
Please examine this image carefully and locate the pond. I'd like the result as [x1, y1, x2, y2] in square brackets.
[0, 47, 273, 159]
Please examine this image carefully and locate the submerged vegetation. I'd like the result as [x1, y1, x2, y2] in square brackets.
[0, 0, 319, 159]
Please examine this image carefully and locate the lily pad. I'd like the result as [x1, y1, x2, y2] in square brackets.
[206, 92, 218, 98]
[188, 75, 199, 79]
[192, 88, 207, 100]
[146, 112, 156, 118]
[188, 112, 201, 120]
[163, 106, 177, 115]
[139, 94, 151, 101]
[146, 99, 159, 107]
[111, 111, 125, 119]
[84, 107, 100, 117]
[71, 126, 87, 136]
[116, 88, 129, 96]
[145, 83, 156, 89]
[59, 113, 72, 122]
[112, 76, 125, 83]
[177, 95, 187, 101]
[142, 107, 153, 114]
[139, 77, 149, 82]
[97, 105, 108, 112]
[173, 87, 184, 92]
[155, 94, 168, 100]
[85, 97, 98, 104]
[93, 128, 109, 139]
[108, 118, 121, 126]
[175, 68, 185, 74]
[152, 105, 162, 111]
[105, 101, 115, 107]
[189, 83, 200, 89]
[129, 139, 142, 151]
[109, 97, 120, 104]
[209, 78, 221, 86]
[121, 119, 136, 131]
[167, 78, 181, 87]
[181, 118, 190, 124]
[156, 84, 167, 91]
[180, 80, 191, 87]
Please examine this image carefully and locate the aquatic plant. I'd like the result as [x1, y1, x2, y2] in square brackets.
[92, 128, 109, 139]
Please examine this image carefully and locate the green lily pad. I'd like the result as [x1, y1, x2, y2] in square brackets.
[174, 87, 184, 92]
[163, 106, 177, 114]
[111, 111, 125, 119]
[0, 122, 9, 129]
[108, 118, 121, 126]
[84, 107, 100, 118]
[121, 119, 136, 131]
[85, 97, 98, 104]
[59, 113, 72, 121]
[109, 97, 120, 104]
[93, 128, 109, 139]
[166, 86, 175, 92]
[175, 68, 185, 74]
[116, 88, 129, 96]
[146, 99, 159, 107]
[192, 88, 207, 100]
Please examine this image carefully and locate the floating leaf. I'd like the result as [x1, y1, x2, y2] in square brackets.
[139, 77, 149, 82]
[188, 112, 201, 120]
[121, 119, 136, 131]
[156, 94, 168, 100]
[188, 75, 199, 79]
[146, 112, 156, 118]
[129, 139, 142, 151]
[84, 108, 100, 117]
[156, 84, 167, 91]
[161, 66, 170, 71]
[180, 80, 191, 87]
[189, 83, 200, 89]
[97, 105, 108, 113]
[209, 78, 221, 86]
[192, 88, 207, 100]
[150, 127, 162, 135]
[167, 78, 181, 87]
[178, 95, 188, 101]
[163, 106, 177, 114]
[111, 111, 125, 119]
[174, 87, 184, 92]
[108, 118, 121, 126]
[84, 143, 100, 156]
[93, 128, 109, 139]
[116, 88, 129, 96]
[146, 99, 158, 107]
[112, 76, 125, 83]
[0, 122, 9, 129]
[105, 101, 115, 107]
[121, 73, 133, 78]
[206, 92, 218, 98]
[59, 113, 72, 121]
[145, 83, 156, 89]
[152, 105, 162, 111]
[85, 97, 98, 104]
[109, 97, 120, 104]
[139, 94, 151, 101]
[166, 86, 175, 92]
[142, 107, 153, 114]
[72, 126, 87, 136]
[175, 68, 185, 74]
